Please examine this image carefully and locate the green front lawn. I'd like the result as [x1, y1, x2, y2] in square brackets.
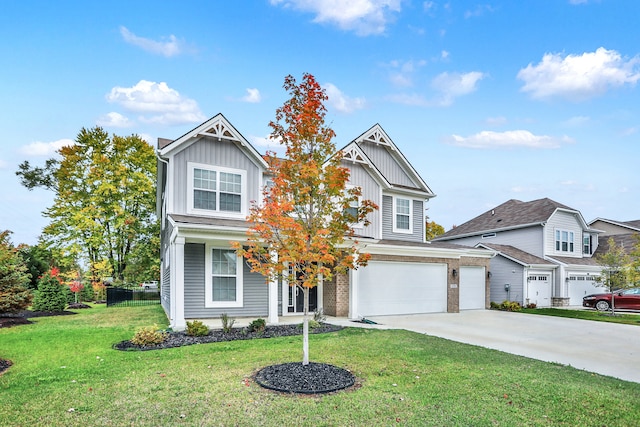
[521, 307, 640, 326]
[1, 305, 639, 426]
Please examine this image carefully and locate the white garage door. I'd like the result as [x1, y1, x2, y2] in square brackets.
[527, 275, 551, 307]
[460, 266, 486, 310]
[568, 276, 604, 305]
[357, 261, 447, 316]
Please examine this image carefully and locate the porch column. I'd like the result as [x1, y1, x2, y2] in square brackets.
[349, 268, 359, 319]
[268, 251, 279, 324]
[173, 236, 186, 330]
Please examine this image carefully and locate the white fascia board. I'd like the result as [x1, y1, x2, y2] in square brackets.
[363, 243, 495, 259]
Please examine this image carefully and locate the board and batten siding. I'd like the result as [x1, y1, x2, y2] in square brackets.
[344, 161, 381, 239]
[381, 195, 424, 242]
[358, 142, 416, 188]
[544, 211, 584, 258]
[183, 243, 270, 319]
[172, 136, 262, 215]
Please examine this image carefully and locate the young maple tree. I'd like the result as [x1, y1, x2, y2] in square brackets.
[234, 73, 377, 365]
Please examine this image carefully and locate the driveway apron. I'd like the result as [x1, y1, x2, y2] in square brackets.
[364, 310, 640, 383]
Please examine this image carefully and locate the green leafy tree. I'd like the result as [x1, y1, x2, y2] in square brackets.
[234, 73, 377, 365]
[16, 127, 159, 285]
[0, 231, 33, 313]
[425, 219, 445, 240]
[629, 234, 640, 287]
[596, 237, 632, 314]
[32, 267, 67, 312]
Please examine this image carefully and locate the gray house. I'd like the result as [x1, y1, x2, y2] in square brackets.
[433, 198, 605, 307]
[156, 114, 494, 329]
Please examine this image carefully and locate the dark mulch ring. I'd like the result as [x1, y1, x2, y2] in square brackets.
[114, 323, 344, 351]
[0, 359, 12, 376]
[0, 309, 76, 329]
[255, 362, 355, 394]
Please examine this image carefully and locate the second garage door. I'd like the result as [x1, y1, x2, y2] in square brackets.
[459, 266, 486, 310]
[357, 261, 447, 316]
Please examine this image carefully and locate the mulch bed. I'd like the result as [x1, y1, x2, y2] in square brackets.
[113, 323, 343, 351]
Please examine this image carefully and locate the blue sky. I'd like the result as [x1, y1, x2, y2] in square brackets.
[1, 0, 639, 246]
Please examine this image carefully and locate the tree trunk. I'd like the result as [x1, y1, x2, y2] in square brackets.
[303, 286, 309, 366]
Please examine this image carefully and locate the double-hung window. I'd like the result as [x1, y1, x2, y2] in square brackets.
[188, 163, 245, 216]
[205, 247, 243, 308]
[555, 229, 575, 253]
[393, 197, 412, 233]
[583, 234, 591, 255]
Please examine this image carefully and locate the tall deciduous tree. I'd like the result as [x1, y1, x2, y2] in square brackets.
[16, 127, 159, 285]
[0, 231, 32, 314]
[234, 73, 377, 365]
[596, 237, 631, 314]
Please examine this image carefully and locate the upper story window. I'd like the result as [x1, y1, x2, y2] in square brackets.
[188, 163, 246, 217]
[393, 197, 412, 233]
[555, 229, 574, 253]
[344, 185, 363, 228]
[583, 234, 591, 255]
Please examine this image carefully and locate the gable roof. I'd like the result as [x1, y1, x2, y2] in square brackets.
[158, 113, 268, 169]
[433, 198, 578, 241]
[477, 243, 555, 267]
[344, 124, 435, 197]
[589, 218, 640, 234]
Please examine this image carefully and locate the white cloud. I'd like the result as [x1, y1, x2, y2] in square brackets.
[386, 59, 427, 87]
[562, 115, 590, 127]
[242, 88, 262, 103]
[323, 83, 366, 113]
[569, 0, 589, 4]
[518, 47, 640, 101]
[620, 127, 638, 136]
[464, 4, 495, 18]
[486, 116, 507, 126]
[19, 139, 74, 157]
[0, 158, 7, 169]
[446, 130, 573, 149]
[120, 26, 184, 57]
[431, 71, 485, 106]
[106, 80, 206, 125]
[97, 112, 132, 127]
[270, 0, 402, 36]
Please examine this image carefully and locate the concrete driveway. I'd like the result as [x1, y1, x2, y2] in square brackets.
[360, 310, 640, 383]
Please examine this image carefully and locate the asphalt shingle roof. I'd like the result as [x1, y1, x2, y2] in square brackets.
[479, 243, 554, 266]
[435, 198, 575, 240]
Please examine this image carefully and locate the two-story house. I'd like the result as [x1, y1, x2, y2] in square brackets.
[157, 114, 494, 330]
[433, 198, 604, 307]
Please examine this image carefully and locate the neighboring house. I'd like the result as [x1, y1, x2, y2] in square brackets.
[433, 198, 605, 307]
[589, 218, 640, 236]
[157, 114, 494, 329]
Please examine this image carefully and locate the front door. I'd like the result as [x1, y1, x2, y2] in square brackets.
[287, 284, 318, 313]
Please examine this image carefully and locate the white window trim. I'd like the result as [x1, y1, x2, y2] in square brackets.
[204, 245, 243, 308]
[187, 162, 247, 218]
[392, 197, 413, 234]
[554, 229, 575, 254]
[345, 184, 364, 229]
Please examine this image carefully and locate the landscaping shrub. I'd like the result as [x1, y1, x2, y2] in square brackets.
[313, 308, 327, 323]
[0, 230, 33, 313]
[526, 303, 537, 309]
[490, 300, 522, 311]
[130, 324, 168, 346]
[220, 313, 235, 333]
[186, 320, 209, 337]
[247, 318, 266, 333]
[31, 268, 67, 312]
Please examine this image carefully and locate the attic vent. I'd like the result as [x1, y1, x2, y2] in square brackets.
[343, 147, 367, 164]
[482, 233, 496, 239]
[199, 121, 240, 142]
[363, 129, 391, 147]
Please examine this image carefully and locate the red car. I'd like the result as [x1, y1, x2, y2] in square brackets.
[583, 287, 640, 311]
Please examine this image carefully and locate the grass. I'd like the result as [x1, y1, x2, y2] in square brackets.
[521, 307, 640, 326]
[1, 305, 639, 426]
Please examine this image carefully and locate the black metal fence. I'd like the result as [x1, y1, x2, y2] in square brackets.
[106, 287, 161, 307]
